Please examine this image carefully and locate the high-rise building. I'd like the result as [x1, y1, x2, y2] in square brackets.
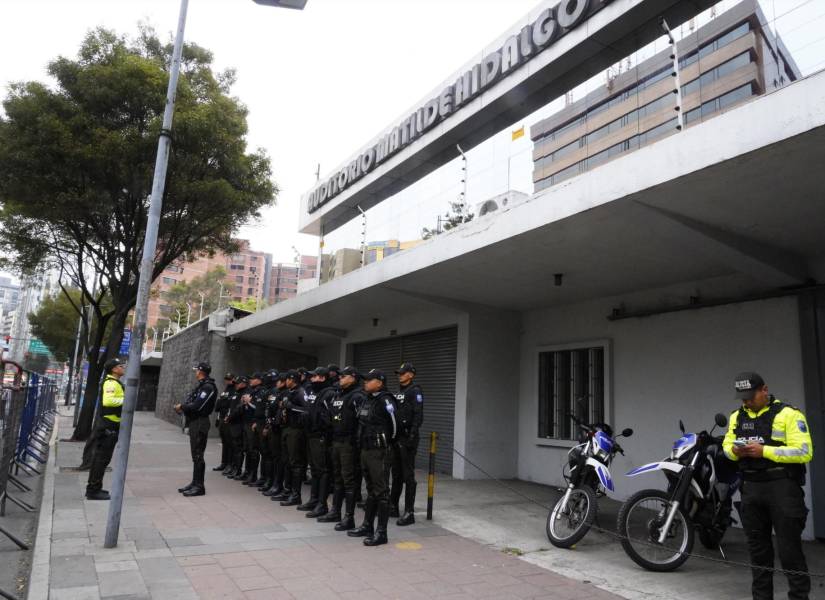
[268, 255, 318, 304]
[531, 1, 800, 193]
[147, 240, 272, 332]
[320, 249, 362, 284]
[0, 276, 21, 314]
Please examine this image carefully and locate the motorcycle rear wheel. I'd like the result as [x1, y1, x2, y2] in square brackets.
[617, 489, 694, 572]
[546, 485, 598, 548]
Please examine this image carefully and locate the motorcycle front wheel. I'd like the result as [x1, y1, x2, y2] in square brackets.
[617, 489, 694, 572]
[546, 485, 597, 548]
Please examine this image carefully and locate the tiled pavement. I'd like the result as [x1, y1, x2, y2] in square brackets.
[33, 410, 624, 600]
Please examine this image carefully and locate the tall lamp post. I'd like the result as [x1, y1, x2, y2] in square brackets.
[104, 0, 308, 549]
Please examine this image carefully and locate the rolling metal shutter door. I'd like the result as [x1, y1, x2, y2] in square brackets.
[353, 327, 457, 475]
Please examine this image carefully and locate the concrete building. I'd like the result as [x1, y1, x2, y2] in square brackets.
[531, 1, 799, 191]
[319, 248, 362, 283]
[0, 276, 21, 314]
[268, 255, 318, 304]
[147, 239, 273, 331]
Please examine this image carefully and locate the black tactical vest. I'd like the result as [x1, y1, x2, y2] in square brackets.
[734, 399, 805, 481]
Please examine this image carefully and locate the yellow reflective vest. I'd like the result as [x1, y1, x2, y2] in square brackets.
[100, 375, 125, 424]
[723, 398, 813, 466]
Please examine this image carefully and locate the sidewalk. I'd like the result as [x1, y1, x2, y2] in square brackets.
[32, 410, 624, 600]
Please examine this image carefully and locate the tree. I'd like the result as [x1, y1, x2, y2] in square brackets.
[28, 288, 114, 363]
[229, 297, 266, 313]
[0, 27, 277, 441]
[22, 352, 50, 374]
[422, 200, 474, 240]
[161, 265, 227, 325]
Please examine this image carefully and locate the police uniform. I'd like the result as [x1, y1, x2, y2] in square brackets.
[348, 369, 396, 547]
[279, 372, 309, 507]
[86, 359, 125, 500]
[319, 366, 364, 530]
[240, 374, 264, 485]
[213, 374, 235, 472]
[251, 373, 274, 488]
[262, 373, 286, 497]
[722, 372, 813, 600]
[226, 377, 248, 479]
[301, 367, 337, 517]
[178, 363, 218, 496]
[390, 362, 424, 525]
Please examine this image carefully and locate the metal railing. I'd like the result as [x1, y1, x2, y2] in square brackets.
[0, 360, 56, 553]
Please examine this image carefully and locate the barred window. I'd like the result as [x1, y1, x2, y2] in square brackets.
[538, 344, 606, 440]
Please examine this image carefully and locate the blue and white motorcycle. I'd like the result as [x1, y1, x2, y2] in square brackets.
[617, 413, 740, 572]
[546, 414, 633, 548]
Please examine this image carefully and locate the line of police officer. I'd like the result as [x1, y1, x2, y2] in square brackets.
[207, 362, 423, 547]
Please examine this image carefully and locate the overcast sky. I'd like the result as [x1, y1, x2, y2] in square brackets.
[1, 0, 823, 276]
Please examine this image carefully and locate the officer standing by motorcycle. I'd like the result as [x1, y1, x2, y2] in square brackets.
[226, 376, 248, 479]
[723, 372, 813, 600]
[348, 369, 396, 547]
[280, 370, 308, 507]
[85, 358, 126, 500]
[174, 362, 218, 497]
[390, 362, 423, 526]
[319, 366, 364, 531]
[212, 372, 235, 473]
[301, 367, 336, 518]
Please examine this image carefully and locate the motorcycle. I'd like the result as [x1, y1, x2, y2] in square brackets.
[617, 413, 740, 572]
[546, 414, 633, 548]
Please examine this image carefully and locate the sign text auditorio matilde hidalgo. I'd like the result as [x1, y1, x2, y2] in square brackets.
[306, 0, 608, 214]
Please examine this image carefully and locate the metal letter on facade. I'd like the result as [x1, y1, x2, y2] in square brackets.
[557, 0, 590, 29]
[480, 51, 502, 88]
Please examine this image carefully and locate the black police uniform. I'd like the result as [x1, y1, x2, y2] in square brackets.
[240, 380, 262, 485]
[251, 379, 272, 488]
[213, 380, 235, 471]
[262, 379, 284, 496]
[319, 379, 364, 530]
[390, 379, 424, 524]
[270, 380, 293, 501]
[280, 380, 309, 506]
[302, 378, 336, 517]
[179, 376, 218, 495]
[348, 379, 396, 546]
[226, 381, 247, 478]
[86, 370, 125, 499]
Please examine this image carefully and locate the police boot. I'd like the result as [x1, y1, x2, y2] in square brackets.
[221, 465, 234, 476]
[265, 462, 284, 496]
[297, 476, 319, 511]
[243, 456, 260, 485]
[389, 480, 402, 518]
[308, 475, 330, 519]
[335, 492, 356, 531]
[212, 463, 226, 472]
[396, 482, 416, 527]
[318, 488, 342, 522]
[280, 472, 303, 507]
[348, 497, 375, 538]
[178, 482, 195, 493]
[364, 498, 389, 547]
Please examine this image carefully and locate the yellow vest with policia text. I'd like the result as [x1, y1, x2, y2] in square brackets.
[100, 375, 125, 425]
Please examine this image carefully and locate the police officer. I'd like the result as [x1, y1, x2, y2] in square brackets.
[174, 362, 218, 497]
[240, 372, 264, 485]
[264, 372, 289, 498]
[348, 369, 396, 547]
[301, 367, 336, 518]
[226, 376, 248, 479]
[253, 370, 277, 490]
[319, 366, 364, 530]
[723, 372, 813, 600]
[85, 358, 126, 500]
[390, 362, 424, 526]
[280, 370, 309, 507]
[213, 372, 235, 473]
[327, 364, 341, 386]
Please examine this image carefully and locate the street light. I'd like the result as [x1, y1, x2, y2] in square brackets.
[105, 0, 308, 549]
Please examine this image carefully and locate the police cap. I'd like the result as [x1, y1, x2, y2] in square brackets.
[310, 366, 329, 378]
[734, 372, 765, 400]
[326, 364, 341, 374]
[395, 362, 416, 375]
[363, 369, 386, 383]
[223, 372, 235, 381]
[286, 369, 301, 381]
[104, 358, 125, 374]
[250, 371, 264, 382]
[193, 361, 211, 374]
[340, 366, 360, 379]
[236, 375, 249, 385]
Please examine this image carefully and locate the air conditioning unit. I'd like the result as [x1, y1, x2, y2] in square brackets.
[475, 190, 530, 218]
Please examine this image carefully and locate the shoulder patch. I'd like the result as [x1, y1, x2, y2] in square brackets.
[798, 420, 808, 433]
[200, 391, 207, 398]
[416, 394, 423, 403]
[385, 399, 395, 413]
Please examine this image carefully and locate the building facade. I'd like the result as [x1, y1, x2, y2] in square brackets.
[0, 276, 21, 314]
[268, 255, 318, 304]
[531, 2, 799, 192]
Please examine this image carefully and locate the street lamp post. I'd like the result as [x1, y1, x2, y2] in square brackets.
[104, 0, 308, 549]
[198, 291, 205, 321]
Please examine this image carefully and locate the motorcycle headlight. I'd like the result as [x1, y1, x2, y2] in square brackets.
[594, 447, 610, 462]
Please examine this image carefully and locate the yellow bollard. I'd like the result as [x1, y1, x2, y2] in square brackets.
[426, 431, 438, 520]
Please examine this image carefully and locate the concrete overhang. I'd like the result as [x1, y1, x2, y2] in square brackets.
[141, 352, 163, 367]
[234, 71, 825, 350]
[300, 0, 717, 235]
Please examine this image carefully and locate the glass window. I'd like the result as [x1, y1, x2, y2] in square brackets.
[538, 346, 605, 440]
[162, 277, 176, 285]
[235, 276, 243, 283]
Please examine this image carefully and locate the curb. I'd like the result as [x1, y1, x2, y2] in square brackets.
[26, 416, 58, 600]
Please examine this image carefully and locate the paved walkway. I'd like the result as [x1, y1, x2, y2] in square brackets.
[32, 410, 623, 600]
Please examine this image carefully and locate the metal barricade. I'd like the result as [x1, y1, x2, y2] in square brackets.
[0, 360, 57, 553]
